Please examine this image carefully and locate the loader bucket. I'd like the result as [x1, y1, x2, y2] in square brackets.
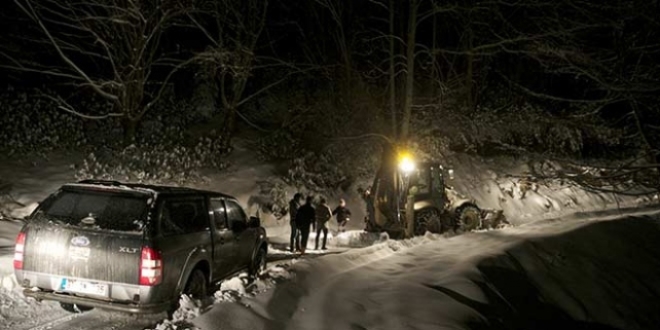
[480, 209, 509, 229]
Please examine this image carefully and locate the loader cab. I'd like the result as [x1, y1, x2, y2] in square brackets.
[405, 162, 448, 211]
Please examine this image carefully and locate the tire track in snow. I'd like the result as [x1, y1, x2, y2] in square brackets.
[22, 313, 81, 330]
[25, 310, 164, 330]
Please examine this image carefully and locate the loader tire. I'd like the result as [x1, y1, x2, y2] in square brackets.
[455, 204, 481, 233]
[414, 208, 442, 235]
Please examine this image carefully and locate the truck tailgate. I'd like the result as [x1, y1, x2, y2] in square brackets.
[23, 224, 143, 285]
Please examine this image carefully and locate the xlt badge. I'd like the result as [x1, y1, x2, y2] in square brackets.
[119, 247, 139, 253]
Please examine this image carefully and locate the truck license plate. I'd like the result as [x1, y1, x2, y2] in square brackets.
[61, 278, 108, 297]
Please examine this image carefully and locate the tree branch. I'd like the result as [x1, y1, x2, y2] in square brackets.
[14, 0, 118, 101]
[44, 94, 123, 120]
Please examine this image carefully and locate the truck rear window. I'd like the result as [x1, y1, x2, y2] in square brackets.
[34, 190, 149, 232]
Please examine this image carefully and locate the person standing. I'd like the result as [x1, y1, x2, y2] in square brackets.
[332, 198, 352, 233]
[288, 193, 303, 252]
[361, 187, 375, 232]
[295, 196, 316, 255]
[315, 197, 332, 250]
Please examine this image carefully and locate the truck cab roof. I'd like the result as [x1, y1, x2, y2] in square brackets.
[65, 179, 236, 200]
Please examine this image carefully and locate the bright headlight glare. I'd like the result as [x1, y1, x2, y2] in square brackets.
[399, 156, 415, 173]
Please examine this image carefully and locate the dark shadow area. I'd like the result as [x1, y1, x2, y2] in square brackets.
[428, 215, 660, 330]
[426, 270, 620, 330]
[260, 270, 313, 330]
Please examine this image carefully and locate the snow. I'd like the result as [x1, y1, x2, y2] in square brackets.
[1, 142, 655, 246]
[2, 146, 660, 329]
[0, 254, 67, 330]
[0, 220, 22, 253]
[446, 154, 658, 226]
[10, 207, 660, 329]
[188, 210, 660, 330]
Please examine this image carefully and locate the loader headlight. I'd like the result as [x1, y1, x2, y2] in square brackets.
[398, 154, 415, 174]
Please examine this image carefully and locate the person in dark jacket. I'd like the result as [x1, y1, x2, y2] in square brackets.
[315, 197, 332, 250]
[289, 193, 303, 252]
[295, 196, 316, 255]
[332, 198, 352, 233]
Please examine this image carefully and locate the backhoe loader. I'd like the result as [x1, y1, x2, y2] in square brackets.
[363, 148, 507, 238]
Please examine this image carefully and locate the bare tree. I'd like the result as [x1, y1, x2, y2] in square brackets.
[188, 0, 268, 145]
[434, 0, 660, 190]
[4, 0, 193, 143]
[387, 0, 398, 136]
[189, 0, 319, 145]
[385, 0, 459, 141]
[312, 0, 356, 105]
[398, 0, 420, 141]
[538, 1, 660, 189]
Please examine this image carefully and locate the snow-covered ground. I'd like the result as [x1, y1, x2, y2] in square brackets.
[191, 210, 660, 330]
[3, 209, 660, 329]
[2, 145, 660, 329]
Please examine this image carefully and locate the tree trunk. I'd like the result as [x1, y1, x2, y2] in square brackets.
[631, 103, 660, 192]
[431, 7, 438, 101]
[466, 51, 474, 110]
[465, 24, 474, 110]
[123, 118, 138, 146]
[221, 106, 236, 147]
[388, 0, 397, 137]
[400, 0, 418, 141]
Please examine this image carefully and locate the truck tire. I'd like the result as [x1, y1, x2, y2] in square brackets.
[414, 208, 442, 235]
[184, 269, 207, 299]
[455, 204, 481, 233]
[60, 302, 93, 313]
[249, 247, 267, 278]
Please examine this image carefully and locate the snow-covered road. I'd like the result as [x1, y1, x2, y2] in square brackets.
[3, 206, 660, 330]
[190, 207, 660, 330]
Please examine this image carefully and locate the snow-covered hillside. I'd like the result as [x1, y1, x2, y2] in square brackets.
[2, 145, 660, 329]
[1, 143, 656, 235]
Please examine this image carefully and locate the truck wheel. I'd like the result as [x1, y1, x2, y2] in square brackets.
[59, 302, 93, 313]
[184, 269, 208, 300]
[249, 248, 267, 278]
[455, 205, 481, 233]
[414, 209, 442, 235]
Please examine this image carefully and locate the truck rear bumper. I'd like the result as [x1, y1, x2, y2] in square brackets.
[23, 289, 173, 314]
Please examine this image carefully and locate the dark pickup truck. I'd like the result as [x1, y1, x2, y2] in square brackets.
[13, 180, 268, 314]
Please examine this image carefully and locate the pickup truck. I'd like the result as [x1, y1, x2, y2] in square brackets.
[13, 180, 268, 315]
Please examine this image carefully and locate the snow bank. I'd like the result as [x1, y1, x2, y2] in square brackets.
[0, 220, 22, 251]
[0, 255, 65, 330]
[149, 265, 293, 330]
[447, 154, 658, 225]
[329, 230, 389, 248]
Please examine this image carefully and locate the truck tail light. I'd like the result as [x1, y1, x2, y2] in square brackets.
[14, 232, 26, 270]
[139, 246, 162, 286]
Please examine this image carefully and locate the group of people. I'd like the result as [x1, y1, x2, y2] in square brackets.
[288, 193, 352, 255]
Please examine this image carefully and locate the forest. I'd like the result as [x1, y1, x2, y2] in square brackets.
[0, 0, 659, 194]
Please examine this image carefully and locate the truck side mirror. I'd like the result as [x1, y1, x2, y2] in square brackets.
[448, 169, 455, 180]
[248, 216, 261, 228]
